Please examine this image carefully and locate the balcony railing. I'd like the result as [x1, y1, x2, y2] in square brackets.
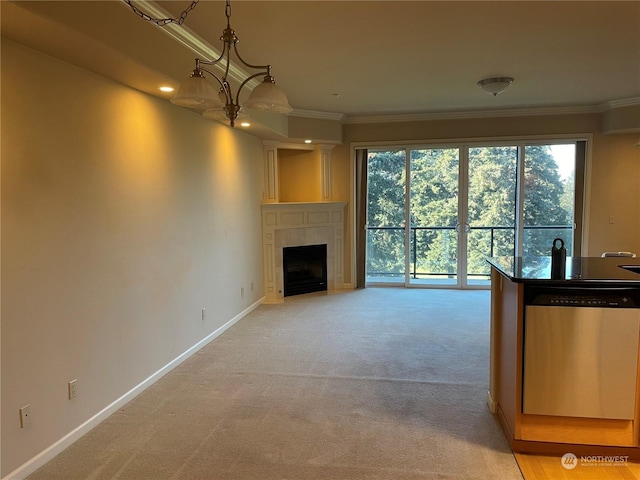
[366, 225, 573, 279]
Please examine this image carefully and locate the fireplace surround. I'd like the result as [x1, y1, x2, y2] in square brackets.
[261, 202, 346, 303]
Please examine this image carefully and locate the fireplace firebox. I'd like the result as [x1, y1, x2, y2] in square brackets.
[283, 244, 328, 297]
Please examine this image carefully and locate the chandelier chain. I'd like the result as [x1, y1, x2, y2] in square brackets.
[123, 0, 200, 26]
[225, 1, 231, 26]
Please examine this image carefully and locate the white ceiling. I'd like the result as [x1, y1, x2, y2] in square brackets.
[3, 1, 640, 121]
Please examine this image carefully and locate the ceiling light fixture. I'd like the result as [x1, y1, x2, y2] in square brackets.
[125, 0, 292, 127]
[159, 86, 175, 92]
[477, 77, 514, 96]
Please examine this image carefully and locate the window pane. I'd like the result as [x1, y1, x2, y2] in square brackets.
[366, 150, 406, 283]
[468, 146, 518, 282]
[410, 148, 459, 285]
[523, 144, 575, 256]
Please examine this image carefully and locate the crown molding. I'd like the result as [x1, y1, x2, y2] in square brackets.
[342, 105, 606, 125]
[602, 97, 640, 110]
[289, 98, 640, 125]
[119, 0, 260, 90]
[289, 109, 345, 121]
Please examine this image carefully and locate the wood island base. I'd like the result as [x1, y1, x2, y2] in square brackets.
[489, 260, 640, 461]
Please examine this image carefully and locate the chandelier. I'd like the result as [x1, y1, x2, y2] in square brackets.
[125, 0, 292, 127]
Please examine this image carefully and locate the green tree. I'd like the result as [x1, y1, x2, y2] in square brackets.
[366, 150, 405, 276]
[522, 146, 572, 256]
[366, 145, 573, 279]
[409, 148, 459, 275]
[466, 147, 518, 273]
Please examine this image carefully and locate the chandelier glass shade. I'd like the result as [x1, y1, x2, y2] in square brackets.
[171, 68, 223, 108]
[244, 81, 293, 113]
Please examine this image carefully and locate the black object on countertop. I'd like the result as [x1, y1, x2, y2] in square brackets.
[551, 238, 566, 280]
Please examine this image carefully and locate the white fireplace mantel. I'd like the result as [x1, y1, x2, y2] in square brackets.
[261, 202, 346, 303]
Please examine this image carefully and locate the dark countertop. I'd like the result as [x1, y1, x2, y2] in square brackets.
[488, 256, 640, 285]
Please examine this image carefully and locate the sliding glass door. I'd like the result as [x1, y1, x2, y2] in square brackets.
[465, 146, 518, 285]
[409, 148, 460, 285]
[364, 140, 581, 288]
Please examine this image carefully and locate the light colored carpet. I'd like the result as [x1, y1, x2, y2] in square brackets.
[27, 288, 523, 480]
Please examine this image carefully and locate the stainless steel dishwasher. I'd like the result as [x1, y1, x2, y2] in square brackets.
[523, 287, 640, 420]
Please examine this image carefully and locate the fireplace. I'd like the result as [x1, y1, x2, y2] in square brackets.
[283, 244, 328, 297]
[261, 201, 346, 303]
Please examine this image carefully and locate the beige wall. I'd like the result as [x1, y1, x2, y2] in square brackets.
[1, 39, 265, 476]
[331, 114, 640, 284]
[588, 132, 640, 254]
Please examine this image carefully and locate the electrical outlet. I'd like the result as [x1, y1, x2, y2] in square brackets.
[20, 404, 31, 428]
[201, 308, 206, 321]
[68, 379, 78, 399]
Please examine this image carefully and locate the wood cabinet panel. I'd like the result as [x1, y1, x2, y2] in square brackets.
[520, 414, 634, 446]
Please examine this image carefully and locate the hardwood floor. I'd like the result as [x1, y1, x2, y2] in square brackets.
[515, 453, 640, 479]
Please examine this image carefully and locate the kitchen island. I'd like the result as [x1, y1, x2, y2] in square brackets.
[488, 256, 640, 459]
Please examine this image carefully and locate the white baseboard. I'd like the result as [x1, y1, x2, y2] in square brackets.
[2, 297, 264, 480]
[487, 390, 498, 414]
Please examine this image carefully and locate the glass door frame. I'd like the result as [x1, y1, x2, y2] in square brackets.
[358, 134, 590, 290]
[456, 145, 470, 288]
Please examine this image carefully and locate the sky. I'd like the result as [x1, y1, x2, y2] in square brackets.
[550, 144, 575, 181]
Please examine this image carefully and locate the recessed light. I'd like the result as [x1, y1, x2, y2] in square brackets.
[240, 122, 251, 127]
[160, 86, 175, 92]
[304, 139, 312, 144]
